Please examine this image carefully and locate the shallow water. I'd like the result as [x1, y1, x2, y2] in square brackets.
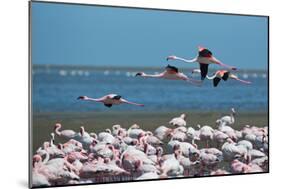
[32, 65, 268, 113]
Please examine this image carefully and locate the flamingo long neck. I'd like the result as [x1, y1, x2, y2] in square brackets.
[206, 73, 218, 80]
[80, 127, 85, 136]
[90, 132, 97, 139]
[42, 151, 50, 165]
[175, 56, 198, 63]
[87, 97, 104, 102]
[55, 125, 62, 136]
[50, 134, 55, 146]
[230, 113, 235, 123]
[105, 129, 112, 134]
[142, 73, 163, 78]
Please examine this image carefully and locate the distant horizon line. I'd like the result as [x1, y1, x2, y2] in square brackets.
[33, 63, 268, 72]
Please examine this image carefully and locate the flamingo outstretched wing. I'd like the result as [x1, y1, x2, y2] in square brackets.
[121, 99, 144, 107]
[234, 78, 252, 84]
[213, 77, 221, 87]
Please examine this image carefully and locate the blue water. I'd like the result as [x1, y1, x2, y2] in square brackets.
[32, 66, 268, 113]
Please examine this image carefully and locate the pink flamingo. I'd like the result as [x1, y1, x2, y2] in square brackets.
[145, 131, 163, 146]
[169, 113, 187, 127]
[198, 125, 214, 148]
[154, 125, 173, 140]
[160, 149, 184, 177]
[54, 123, 77, 140]
[167, 46, 237, 80]
[77, 94, 144, 108]
[148, 146, 163, 165]
[135, 65, 201, 85]
[32, 153, 51, 187]
[231, 159, 249, 173]
[192, 69, 251, 87]
[199, 152, 221, 175]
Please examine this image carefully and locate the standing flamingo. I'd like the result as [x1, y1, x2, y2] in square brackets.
[154, 125, 173, 140]
[160, 149, 184, 177]
[192, 69, 251, 87]
[135, 65, 201, 85]
[216, 108, 236, 125]
[169, 113, 187, 127]
[54, 123, 77, 140]
[198, 125, 214, 148]
[167, 46, 237, 80]
[77, 94, 144, 108]
[32, 152, 51, 187]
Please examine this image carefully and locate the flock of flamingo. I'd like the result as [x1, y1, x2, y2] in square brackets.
[136, 46, 251, 87]
[32, 47, 264, 187]
[32, 108, 268, 187]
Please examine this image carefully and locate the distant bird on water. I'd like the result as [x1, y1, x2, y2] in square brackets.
[135, 64, 201, 86]
[77, 94, 144, 108]
[192, 69, 251, 87]
[166, 46, 237, 81]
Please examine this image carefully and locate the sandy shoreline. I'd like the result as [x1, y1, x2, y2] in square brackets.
[31, 111, 268, 152]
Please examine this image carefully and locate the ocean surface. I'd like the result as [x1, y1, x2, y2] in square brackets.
[32, 65, 268, 113]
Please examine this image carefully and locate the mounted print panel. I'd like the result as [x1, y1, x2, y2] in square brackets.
[29, 1, 269, 188]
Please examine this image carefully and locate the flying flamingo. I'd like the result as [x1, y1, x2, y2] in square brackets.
[167, 46, 237, 80]
[192, 69, 251, 87]
[77, 94, 144, 108]
[135, 65, 201, 85]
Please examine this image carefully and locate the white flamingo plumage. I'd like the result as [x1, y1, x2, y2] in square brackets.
[169, 113, 187, 127]
[154, 126, 172, 140]
[160, 152, 184, 177]
[135, 65, 201, 85]
[32, 111, 268, 186]
[54, 123, 77, 140]
[198, 125, 214, 148]
[77, 94, 144, 108]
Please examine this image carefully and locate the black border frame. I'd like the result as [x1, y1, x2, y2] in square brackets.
[28, 1, 270, 188]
